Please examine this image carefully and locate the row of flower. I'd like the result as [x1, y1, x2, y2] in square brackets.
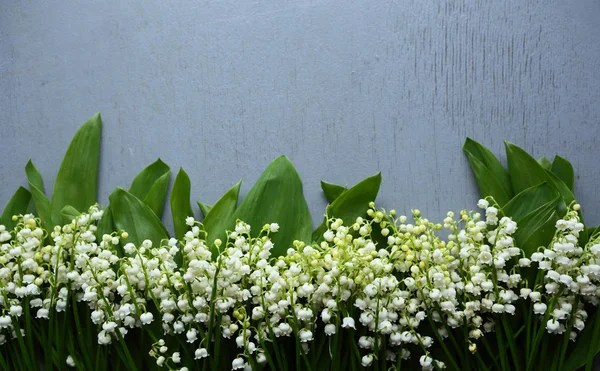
[0, 198, 598, 370]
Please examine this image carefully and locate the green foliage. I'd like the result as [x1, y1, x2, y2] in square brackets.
[129, 159, 171, 218]
[512, 199, 561, 257]
[504, 141, 575, 206]
[320, 180, 347, 204]
[313, 173, 381, 242]
[502, 183, 560, 221]
[109, 187, 169, 247]
[96, 159, 171, 242]
[0, 187, 31, 231]
[51, 113, 102, 226]
[463, 138, 513, 206]
[60, 205, 81, 224]
[551, 155, 575, 191]
[537, 156, 552, 171]
[465, 139, 588, 248]
[25, 160, 52, 233]
[197, 201, 212, 219]
[231, 156, 312, 257]
[95, 206, 115, 241]
[170, 168, 194, 240]
[502, 183, 563, 256]
[201, 180, 241, 250]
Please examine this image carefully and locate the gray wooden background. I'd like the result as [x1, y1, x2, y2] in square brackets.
[1, 0, 599, 232]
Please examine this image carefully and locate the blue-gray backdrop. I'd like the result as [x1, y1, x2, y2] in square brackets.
[1, 1, 599, 231]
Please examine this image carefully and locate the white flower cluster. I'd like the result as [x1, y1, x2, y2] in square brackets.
[527, 203, 600, 338]
[0, 200, 599, 370]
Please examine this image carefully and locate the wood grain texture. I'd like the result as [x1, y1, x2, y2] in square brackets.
[1, 0, 599, 232]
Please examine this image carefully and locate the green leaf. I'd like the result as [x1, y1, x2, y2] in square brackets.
[551, 155, 575, 191]
[463, 138, 513, 205]
[95, 205, 115, 241]
[581, 226, 600, 247]
[466, 154, 513, 206]
[0, 187, 32, 230]
[60, 205, 80, 224]
[109, 187, 169, 248]
[537, 156, 552, 171]
[320, 180, 347, 204]
[504, 141, 585, 241]
[503, 183, 559, 221]
[588, 226, 600, 239]
[129, 159, 171, 218]
[313, 173, 382, 242]
[170, 168, 194, 240]
[232, 156, 312, 257]
[51, 113, 102, 226]
[504, 141, 575, 205]
[25, 160, 52, 232]
[513, 198, 561, 256]
[202, 180, 242, 249]
[96, 160, 170, 242]
[25, 160, 46, 194]
[197, 202, 212, 219]
[562, 309, 600, 371]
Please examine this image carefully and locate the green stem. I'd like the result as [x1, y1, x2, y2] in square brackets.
[480, 336, 502, 371]
[330, 316, 341, 371]
[10, 316, 37, 371]
[500, 316, 521, 371]
[425, 318, 461, 371]
[584, 308, 600, 371]
[207, 256, 222, 371]
[557, 300, 578, 369]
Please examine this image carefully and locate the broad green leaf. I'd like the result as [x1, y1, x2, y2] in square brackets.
[551, 155, 575, 191]
[464, 153, 512, 206]
[537, 156, 552, 171]
[202, 180, 242, 249]
[463, 138, 513, 204]
[320, 180, 347, 204]
[96, 160, 170, 242]
[313, 173, 382, 242]
[504, 141, 575, 205]
[129, 159, 171, 218]
[96, 205, 115, 241]
[503, 183, 559, 221]
[25, 160, 52, 232]
[51, 113, 102, 226]
[544, 169, 576, 207]
[141, 173, 170, 218]
[504, 141, 585, 242]
[232, 156, 312, 257]
[60, 205, 80, 224]
[197, 202, 212, 219]
[513, 198, 561, 256]
[170, 168, 194, 240]
[0, 187, 32, 230]
[109, 187, 169, 248]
